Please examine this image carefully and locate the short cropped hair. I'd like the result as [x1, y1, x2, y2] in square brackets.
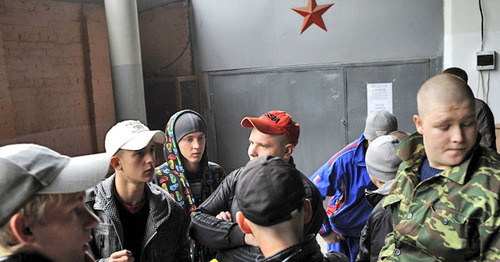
[0, 193, 80, 254]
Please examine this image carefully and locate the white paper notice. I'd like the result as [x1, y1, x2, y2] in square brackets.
[367, 83, 393, 115]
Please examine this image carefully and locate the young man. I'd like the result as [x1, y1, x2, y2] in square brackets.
[356, 133, 407, 262]
[0, 143, 110, 262]
[153, 109, 227, 261]
[310, 110, 398, 261]
[379, 74, 500, 261]
[235, 156, 349, 262]
[86, 120, 190, 262]
[190, 110, 327, 262]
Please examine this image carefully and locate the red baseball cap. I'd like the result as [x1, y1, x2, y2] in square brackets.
[241, 110, 300, 146]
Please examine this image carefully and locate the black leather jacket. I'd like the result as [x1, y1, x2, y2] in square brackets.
[356, 192, 393, 262]
[85, 175, 190, 262]
[189, 157, 327, 262]
[258, 234, 349, 262]
[475, 98, 496, 151]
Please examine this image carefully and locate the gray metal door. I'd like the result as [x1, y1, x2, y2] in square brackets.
[208, 58, 440, 176]
[210, 67, 345, 175]
[345, 60, 437, 142]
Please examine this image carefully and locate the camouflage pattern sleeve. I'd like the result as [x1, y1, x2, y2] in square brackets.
[377, 231, 396, 261]
[480, 205, 500, 261]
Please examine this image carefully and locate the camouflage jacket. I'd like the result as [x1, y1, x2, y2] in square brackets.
[379, 133, 500, 261]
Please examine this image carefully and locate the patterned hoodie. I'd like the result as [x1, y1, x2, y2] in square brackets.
[153, 109, 226, 215]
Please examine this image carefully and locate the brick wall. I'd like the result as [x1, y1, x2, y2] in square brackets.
[0, 0, 115, 156]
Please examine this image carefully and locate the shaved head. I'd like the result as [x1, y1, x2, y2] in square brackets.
[413, 73, 477, 169]
[417, 74, 475, 119]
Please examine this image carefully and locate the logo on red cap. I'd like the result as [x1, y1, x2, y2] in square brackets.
[265, 112, 280, 124]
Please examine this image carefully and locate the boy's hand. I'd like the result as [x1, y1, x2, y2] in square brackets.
[84, 251, 95, 262]
[322, 230, 344, 244]
[109, 249, 134, 262]
[216, 211, 232, 222]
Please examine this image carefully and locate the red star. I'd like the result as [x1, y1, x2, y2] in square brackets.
[292, 0, 334, 34]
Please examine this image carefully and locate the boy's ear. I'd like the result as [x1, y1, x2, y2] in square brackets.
[110, 155, 121, 170]
[413, 115, 424, 135]
[236, 211, 252, 234]
[283, 144, 294, 160]
[10, 214, 36, 244]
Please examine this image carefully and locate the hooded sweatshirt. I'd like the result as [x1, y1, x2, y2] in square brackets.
[153, 110, 226, 215]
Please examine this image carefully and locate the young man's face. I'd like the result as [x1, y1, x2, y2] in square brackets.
[247, 128, 289, 161]
[30, 192, 98, 262]
[414, 100, 477, 170]
[116, 141, 157, 183]
[178, 131, 206, 171]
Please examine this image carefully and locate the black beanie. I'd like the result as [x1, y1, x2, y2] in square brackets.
[174, 112, 206, 144]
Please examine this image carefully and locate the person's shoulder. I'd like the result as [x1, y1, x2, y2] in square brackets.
[208, 161, 226, 173]
[480, 144, 500, 159]
[147, 182, 179, 210]
[225, 166, 244, 179]
[328, 140, 360, 165]
[475, 146, 500, 171]
[475, 98, 488, 108]
[85, 175, 112, 203]
[85, 186, 97, 203]
[148, 182, 173, 199]
[148, 183, 189, 218]
[208, 161, 221, 168]
[470, 146, 500, 183]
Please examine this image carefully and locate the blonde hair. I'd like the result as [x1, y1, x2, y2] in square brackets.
[0, 193, 80, 254]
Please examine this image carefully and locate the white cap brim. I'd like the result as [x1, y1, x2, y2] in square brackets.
[120, 131, 166, 151]
[40, 153, 110, 194]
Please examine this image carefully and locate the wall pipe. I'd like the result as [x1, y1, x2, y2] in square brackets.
[104, 0, 147, 124]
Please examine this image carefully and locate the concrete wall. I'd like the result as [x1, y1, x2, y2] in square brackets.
[139, 1, 192, 78]
[0, 0, 114, 156]
[190, 0, 444, 165]
[444, 0, 499, 123]
[191, 0, 443, 72]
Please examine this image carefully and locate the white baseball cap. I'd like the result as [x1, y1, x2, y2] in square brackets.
[0, 144, 110, 226]
[105, 120, 166, 156]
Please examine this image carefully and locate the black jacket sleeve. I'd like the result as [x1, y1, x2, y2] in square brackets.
[356, 216, 372, 262]
[356, 199, 393, 262]
[174, 208, 192, 262]
[189, 168, 246, 250]
[475, 99, 497, 151]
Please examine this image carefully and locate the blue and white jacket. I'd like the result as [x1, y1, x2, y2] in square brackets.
[310, 134, 376, 239]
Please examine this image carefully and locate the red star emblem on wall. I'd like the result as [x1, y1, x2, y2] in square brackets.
[292, 0, 334, 34]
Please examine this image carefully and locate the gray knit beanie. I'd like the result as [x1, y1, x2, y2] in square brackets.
[174, 112, 206, 144]
[363, 110, 398, 141]
[366, 135, 402, 182]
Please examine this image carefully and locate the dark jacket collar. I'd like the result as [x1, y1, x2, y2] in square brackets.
[89, 175, 172, 247]
[258, 234, 325, 262]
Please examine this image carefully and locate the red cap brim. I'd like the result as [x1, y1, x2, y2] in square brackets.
[241, 117, 283, 135]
